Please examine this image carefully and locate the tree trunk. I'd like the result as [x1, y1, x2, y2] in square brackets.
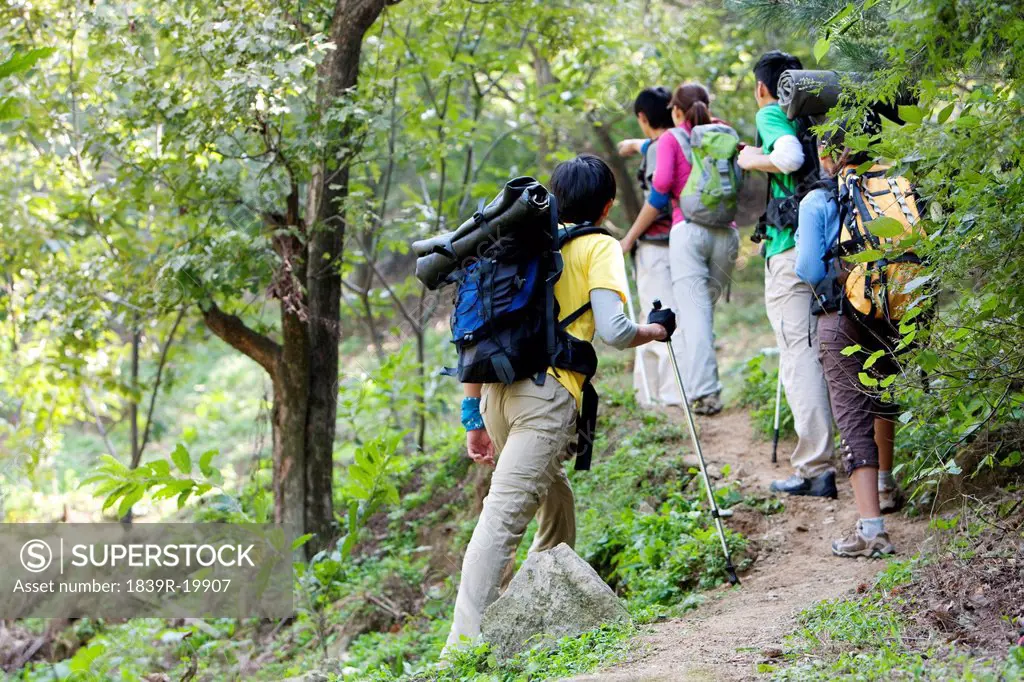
[203, 0, 401, 551]
[129, 325, 140, 460]
[273, 308, 309, 538]
[303, 0, 400, 554]
[591, 121, 642, 224]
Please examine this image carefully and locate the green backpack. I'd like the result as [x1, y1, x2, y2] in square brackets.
[670, 123, 742, 228]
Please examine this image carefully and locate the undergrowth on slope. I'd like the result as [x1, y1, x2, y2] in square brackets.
[362, 621, 637, 682]
[13, 350, 759, 682]
[768, 525, 1024, 682]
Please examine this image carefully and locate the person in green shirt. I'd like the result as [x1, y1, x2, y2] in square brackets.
[738, 50, 836, 499]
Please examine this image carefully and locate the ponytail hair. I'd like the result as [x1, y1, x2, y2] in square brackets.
[670, 83, 712, 127]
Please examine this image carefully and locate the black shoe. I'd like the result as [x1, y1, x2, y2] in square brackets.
[769, 471, 838, 499]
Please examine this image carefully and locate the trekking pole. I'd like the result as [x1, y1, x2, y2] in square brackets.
[624, 272, 653, 407]
[654, 300, 740, 586]
[771, 371, 782, 465]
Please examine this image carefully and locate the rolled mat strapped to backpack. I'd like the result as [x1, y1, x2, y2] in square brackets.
[413, 177, 550, 290]
[777, 70, 851, 119]
[777, 69, 916, 124]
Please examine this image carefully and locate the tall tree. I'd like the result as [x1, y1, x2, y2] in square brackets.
[197, 0, 403, 547]
[1, 0, 401, 550]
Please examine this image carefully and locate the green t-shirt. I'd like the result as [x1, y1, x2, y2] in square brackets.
[756, 103, 798, 259]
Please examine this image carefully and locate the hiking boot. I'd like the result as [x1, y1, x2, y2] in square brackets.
[691, 392, 724, 416]
[832, 527, 895, 558]
[879, 485, 905, 514]
[769, 471, 838, 499]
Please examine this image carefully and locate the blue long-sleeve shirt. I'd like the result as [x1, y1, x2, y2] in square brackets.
[795, 188, 839, 287]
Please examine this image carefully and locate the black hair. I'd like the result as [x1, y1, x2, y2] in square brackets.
[550, 154, 617, 225]
[633, 87, 674, 130]
[753, 50, 803, 99]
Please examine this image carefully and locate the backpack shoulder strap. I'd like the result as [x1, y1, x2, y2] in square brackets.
[668, 126, 693, 163]
[559, 301, 591, 330]
[544, 195, 561, 364]
[553, 223, 611, 330]
[556, 223, 611, 247]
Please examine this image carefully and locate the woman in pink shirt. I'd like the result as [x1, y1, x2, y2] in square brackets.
[622, 83, 739, 415]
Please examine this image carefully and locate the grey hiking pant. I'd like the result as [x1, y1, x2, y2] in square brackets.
[669, 221, 739, 401]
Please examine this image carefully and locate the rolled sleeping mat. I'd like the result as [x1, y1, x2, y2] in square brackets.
[777, 70, 849, 119]
[413, 176, 550, 290]
[778, 69, 917, 124]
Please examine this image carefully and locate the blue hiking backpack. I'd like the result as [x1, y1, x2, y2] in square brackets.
[416, 178, 607, 470]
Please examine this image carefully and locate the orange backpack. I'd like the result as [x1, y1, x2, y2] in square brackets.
[834, 165, 926, 322]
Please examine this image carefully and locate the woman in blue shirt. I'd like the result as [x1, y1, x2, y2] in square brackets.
[795, 136, 906, 560]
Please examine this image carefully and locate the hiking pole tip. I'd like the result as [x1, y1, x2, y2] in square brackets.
[726, 564, 740, 586]
[771, 369, 782, 465]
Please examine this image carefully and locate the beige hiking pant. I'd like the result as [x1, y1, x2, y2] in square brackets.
[445, 378, 578, 651]
[764, 249, 835, 478]
[633, 241, 683, 406]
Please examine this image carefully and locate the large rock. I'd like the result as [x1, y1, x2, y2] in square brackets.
[481, 543, 629, 660]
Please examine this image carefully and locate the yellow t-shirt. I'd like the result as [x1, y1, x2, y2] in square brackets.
[547, 233, 630, 405]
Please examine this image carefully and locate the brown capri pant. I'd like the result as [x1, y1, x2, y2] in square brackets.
[817, 311, 902, 475]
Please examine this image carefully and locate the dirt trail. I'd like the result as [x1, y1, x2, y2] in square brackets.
[567, 408, 932, 682]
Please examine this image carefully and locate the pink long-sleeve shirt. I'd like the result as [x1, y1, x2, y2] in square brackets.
[652, 118, 727, 226]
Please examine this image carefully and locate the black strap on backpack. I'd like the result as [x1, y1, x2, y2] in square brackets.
[543, 195, 563, 378]
[574, 382, 599, 471]
[552, 221, 610, 472]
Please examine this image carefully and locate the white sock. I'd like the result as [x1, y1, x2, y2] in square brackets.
[878, 470, 895, 491]
[859, 517, 885, 539]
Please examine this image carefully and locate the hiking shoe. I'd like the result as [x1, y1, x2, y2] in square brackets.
[832, 528, 895, 558]
[879, 485, 905, 514]
[691, 392, 724, 416]
[769, 471, 838, 499]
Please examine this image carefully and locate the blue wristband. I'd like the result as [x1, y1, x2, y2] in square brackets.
[647, 189, 670, 210]
[461, 397, 485, 431]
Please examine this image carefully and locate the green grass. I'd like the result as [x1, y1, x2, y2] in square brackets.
[361, 621, 638, 682]
[769, 557, 1023, 681]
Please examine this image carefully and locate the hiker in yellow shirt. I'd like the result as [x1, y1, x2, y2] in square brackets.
[445, 155, 675, 651]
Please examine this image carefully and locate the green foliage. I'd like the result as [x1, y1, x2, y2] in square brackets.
[341, 619, 451, 680]
[774, 645, 1022, 682]
[744, 494, 786, 516]
[17, 618, 239, 682]
[734, 0, 1024, 495]
[738, 354, 794, 441]
[773, 555, 1020, 681]
[81, 444, 225, 518]
[362, 622, 636, 682]
[792, 596, 903, 651]
[335, 432, 405, 561]
[586, 492, 747, 608]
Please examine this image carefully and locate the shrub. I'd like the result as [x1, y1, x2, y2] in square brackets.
[738, 354, 794, 442]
